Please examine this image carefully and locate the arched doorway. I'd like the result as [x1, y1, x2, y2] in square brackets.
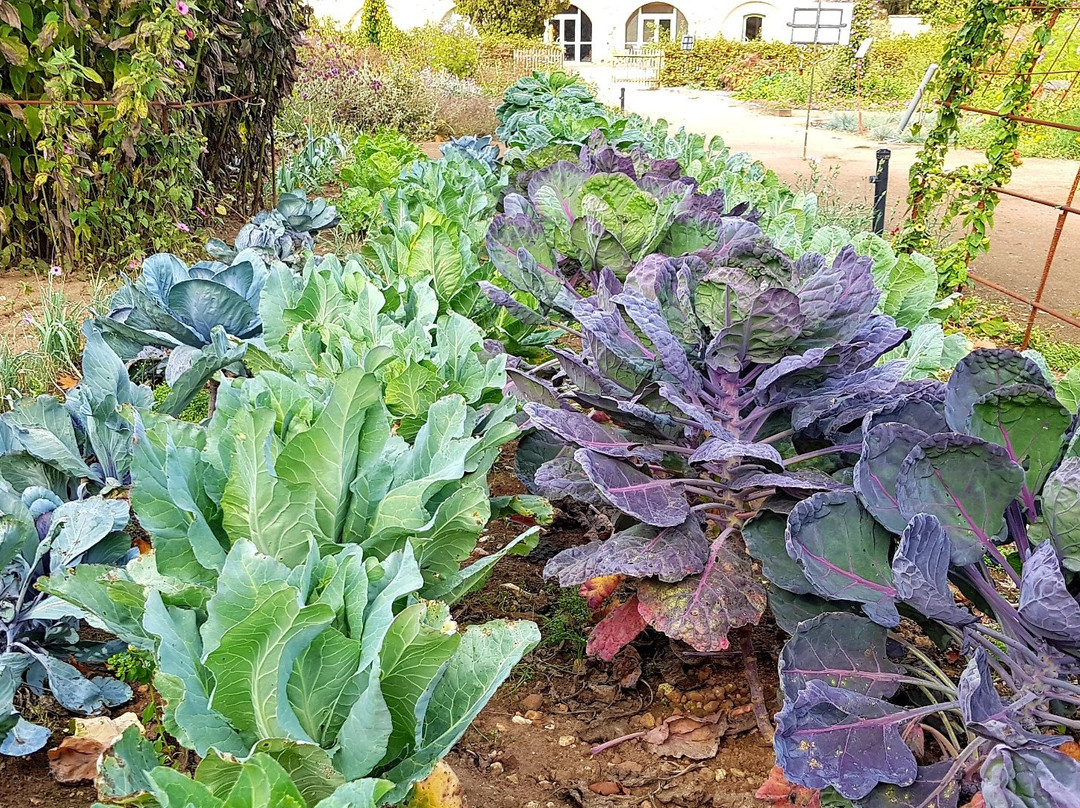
[625, 3, 688, 51]
[549, 5, 593, 63]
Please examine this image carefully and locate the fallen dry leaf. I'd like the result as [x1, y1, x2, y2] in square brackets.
[587, 781, 623, 796]
[962, 796, 985, 808]
[49, 736, 105, 784]
[642, 712, 726, 760]
[72, 713, 142, 747]
[1060, 741, 1080, 762]
[404, 760, 467, 808]
[611, 645, 642, 689]
[754, 766, 821, 807]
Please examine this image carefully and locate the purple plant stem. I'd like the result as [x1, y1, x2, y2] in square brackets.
[591, 730, 645, 756]
[1005, 500, 1031, 561]
[783, 443, 861, 466]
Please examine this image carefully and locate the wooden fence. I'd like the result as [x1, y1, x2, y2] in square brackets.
[612, 52, 665, 89]
[513, 47, 565, 72]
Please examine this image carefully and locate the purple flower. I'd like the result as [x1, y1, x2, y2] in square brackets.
[185, 27, 195, 41]
[195, 206, 206, 216]
[370, 80, 383, 92]
[176, 1, 190, 15]
[49, 265, 62, 277]
[175, 221, 190, 233]
[174, 59, 185, 71]
[21, 313, 32, 326]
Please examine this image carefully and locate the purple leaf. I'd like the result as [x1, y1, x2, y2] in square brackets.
[944, 348, 1052, 433]
[797, 246, 882, 345]
[791, 361, 906, 432]
[636, 533, 766, 651]
[1043, 456, 1080, 573]
[613, 292, 702, 393]
[552, 348, 620, 396]
[515, 430, 564, 494]
[1018, 541, 1080, 649]
[959, 649, 1068, 747]
[980, 744, 1080, 808]
[533, 456, 605, 505]
[576, 449, 689, 528]
[543, 518, 709, 586]
[965, 384, 1071, 496]
[486, 214, 564, 304]
[704, 288, 805, 372]
[571, 390, 680, 435]
[524, 403, 661, 462]
[774, 680, 918, 800]
[689, 437, 783, 468]
[656, 383, 733, 437]
[586, 596, 647, 661]
[507, 369, 561, 409]
[855, 422, 929, 533]
[779, 612, 906, 701]
[768, 586, 860, 635]
[479, 282, 549, 327]
[860, 380, 948, 438]
[785, 491, 899, 627]
[745, 511, 815, 594]
[856, 761, 961, 808]
[730, 470, 845, 493]
[892, 514, 975, 626]
[896, 433, 1024, 566]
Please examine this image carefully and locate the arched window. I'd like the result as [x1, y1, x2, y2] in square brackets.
[743, 14, 764, 41]
[549, 5, 594, 62]
[625, 3, 688, 51]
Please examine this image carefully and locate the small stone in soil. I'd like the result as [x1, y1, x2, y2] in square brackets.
[520, 694, 543, 712]
[558, 735, 575, 747]
[588, 781, 622, 796]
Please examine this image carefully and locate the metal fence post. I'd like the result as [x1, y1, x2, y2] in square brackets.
[870, 148, 891, 235]
[620, 87, 626, 112]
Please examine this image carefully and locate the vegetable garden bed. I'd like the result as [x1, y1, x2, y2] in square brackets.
[0, 70, 1077, 808]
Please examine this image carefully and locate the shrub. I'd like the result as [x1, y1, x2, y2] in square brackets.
[359, 0, 395, 47]
[0, 0, 309, 266]
[388, 22, 483, 79]
[453, 0, 570, 38]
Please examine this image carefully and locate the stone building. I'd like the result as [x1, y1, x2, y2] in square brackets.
[306, 1, 855, 61]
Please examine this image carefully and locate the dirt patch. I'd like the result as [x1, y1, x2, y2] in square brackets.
[448, 449, 780, 808]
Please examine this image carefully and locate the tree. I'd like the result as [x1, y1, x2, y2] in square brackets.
[359, 0, 394, 46]
[454, 0, 570, 38]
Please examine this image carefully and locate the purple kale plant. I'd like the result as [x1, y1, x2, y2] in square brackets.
[767, 348, 1080, 806]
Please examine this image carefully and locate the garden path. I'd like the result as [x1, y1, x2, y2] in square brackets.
[592, 75, 1080, 341]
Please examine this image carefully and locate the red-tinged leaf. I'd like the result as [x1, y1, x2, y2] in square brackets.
[756, 765, 822, 807]
[586, 596, 646, 661]
[636, 534, 766, 652]
[580, 574, 623, 609]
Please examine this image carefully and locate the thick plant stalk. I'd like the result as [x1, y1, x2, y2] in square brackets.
[740, 628, 774, 743]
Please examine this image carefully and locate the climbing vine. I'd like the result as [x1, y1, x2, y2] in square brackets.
[897, 0, 1069, 289]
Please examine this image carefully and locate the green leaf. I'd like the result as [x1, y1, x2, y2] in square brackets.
[384, 362, 441, 419]
[379, 602, 461, 765]
[407, 224, 464, 304]
[221, 408, 321, 567]
[379, 620, 540, 803]
[276, 369, 383, 543]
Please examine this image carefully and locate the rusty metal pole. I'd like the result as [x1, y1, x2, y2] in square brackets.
[1021, 161, 1080, 347]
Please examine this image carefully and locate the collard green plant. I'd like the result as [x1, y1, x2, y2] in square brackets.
[338, 132, 425, 234]
[257, 255, 511, 442]
[96, 732, 392, 808]
[760, 348, 1080, 805]
[55, 538, 538, 806]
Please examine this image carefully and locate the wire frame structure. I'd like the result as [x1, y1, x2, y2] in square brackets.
[939, 2, 1080, 346]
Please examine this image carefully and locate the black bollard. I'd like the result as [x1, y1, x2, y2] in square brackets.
[870, 149, 891, 236]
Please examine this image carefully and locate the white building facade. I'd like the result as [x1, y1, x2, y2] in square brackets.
[308, 1, 854, 62]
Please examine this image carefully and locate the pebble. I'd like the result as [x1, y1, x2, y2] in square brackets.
[553, 703, 569, 714]
[512, 715, 532, 725]
[524, 710, 543, 721]
[490, 762, 504, 775]
[558, 735, 576, 747]
[615, 761, 643, 774]
[495, 722, 508, 732]
[715, 768, 727, 781]
[702, 700, 719, 713]
[730, 767, 747, 778]
[520, 693, 544, 712]
[506, 773, 518, 784]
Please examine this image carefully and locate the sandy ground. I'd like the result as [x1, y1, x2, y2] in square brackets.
[583, 75, 1080, 341]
